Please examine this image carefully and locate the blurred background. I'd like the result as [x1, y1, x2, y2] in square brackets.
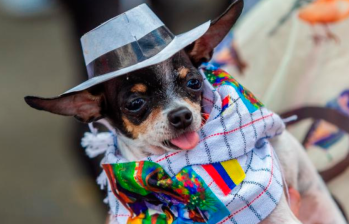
[1, 0, 349, 223]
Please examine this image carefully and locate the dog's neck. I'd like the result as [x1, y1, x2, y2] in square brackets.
[116, 134, 166, 161]
[116, 135, 147, 161]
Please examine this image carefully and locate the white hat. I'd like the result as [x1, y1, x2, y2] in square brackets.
[64, 4, 211, 95]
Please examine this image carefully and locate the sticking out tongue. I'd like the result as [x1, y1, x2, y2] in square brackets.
[170, 131, 199, 150]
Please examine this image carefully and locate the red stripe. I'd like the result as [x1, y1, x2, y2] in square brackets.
[203, 97, 214, 104]
[222, 96, 230, 106]
[202, 164, 231, 195]
[135, 161, 145, 188]
[199, 113, 273, 143]
[155, 151, 181, 163]
[151, 214, 159, 224]
[201, 113, 210, 127]
[103, 164, 117, 192]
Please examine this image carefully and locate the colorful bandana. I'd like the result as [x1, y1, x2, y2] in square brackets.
[90, 64, 285, 224]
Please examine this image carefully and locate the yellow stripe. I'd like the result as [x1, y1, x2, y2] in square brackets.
[221, 159, 246, 185]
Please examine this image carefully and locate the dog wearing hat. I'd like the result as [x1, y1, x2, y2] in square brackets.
[25, 1, 346, 223]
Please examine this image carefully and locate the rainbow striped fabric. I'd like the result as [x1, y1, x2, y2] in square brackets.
[202, 159, 246, 195]
[202, 63, 263, 113]
[222, 95, 233, 112]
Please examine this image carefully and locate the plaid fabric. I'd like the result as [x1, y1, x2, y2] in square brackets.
[101, 64, 285, 224]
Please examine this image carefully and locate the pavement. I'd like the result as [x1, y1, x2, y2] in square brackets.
[234, 0, 349, 219]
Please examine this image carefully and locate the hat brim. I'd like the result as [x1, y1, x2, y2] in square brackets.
[63, 21, 211, 95]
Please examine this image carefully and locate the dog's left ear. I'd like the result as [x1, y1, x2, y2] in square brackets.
[186, 0, 244, 66]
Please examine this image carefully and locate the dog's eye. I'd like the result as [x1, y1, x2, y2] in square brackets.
[187, 79, 202, 90]
[126, 98, 145, 112]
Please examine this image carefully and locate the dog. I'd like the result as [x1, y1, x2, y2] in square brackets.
[25, 1, 346, 223]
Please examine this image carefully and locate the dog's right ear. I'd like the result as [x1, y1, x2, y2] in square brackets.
[186, 0, 244, 66]
[24, 90, 104, 123]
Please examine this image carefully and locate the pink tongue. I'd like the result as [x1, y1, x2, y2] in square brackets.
[170, 131, 199, 150]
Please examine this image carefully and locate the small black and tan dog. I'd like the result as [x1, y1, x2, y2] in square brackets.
[24, 1, 242, 161]
[25, 1, 346, 223]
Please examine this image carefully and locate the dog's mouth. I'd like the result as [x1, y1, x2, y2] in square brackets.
[162, 131, 200, 150]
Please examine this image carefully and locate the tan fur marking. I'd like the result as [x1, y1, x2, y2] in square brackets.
[131, 84, 147, 93]
[178, 67, 190, 79]
[122, 108, 162, 138]
[184, 98, 201, 111]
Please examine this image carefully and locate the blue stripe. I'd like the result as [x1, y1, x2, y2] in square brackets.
[222, 104, 229, 111]
[212, 163, 236, 190]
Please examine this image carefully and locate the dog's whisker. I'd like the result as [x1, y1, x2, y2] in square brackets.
[200, 103, 213, 108]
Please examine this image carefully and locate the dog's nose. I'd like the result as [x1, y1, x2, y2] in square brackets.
[168, 107, 193, 130]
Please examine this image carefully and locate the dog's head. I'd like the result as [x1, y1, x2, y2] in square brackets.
[25, 1, 243, 158]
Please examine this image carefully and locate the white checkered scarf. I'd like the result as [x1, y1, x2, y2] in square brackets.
[94, 66, 285, 224]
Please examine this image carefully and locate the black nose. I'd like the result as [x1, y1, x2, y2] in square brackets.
[168, 107, 193, 130]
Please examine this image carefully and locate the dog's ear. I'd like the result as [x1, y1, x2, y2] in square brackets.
[186, 0, 244, 66]
[24, 90, 104, 123]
